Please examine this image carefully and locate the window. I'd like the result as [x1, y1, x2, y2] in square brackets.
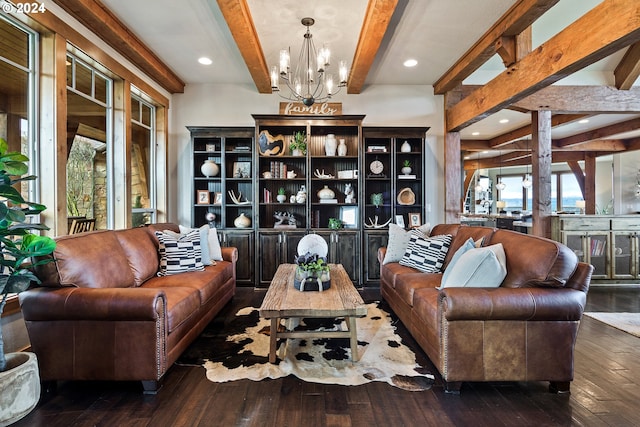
[130, 93, 157, 226]
[66, 54, 113, 230]
[0, 15, 37, 205]
[497, 175, 526, 212]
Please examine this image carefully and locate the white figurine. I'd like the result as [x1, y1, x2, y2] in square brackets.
[344, 183, 355, 204]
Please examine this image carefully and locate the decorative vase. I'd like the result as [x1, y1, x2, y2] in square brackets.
[337, 139, 347, 156]
[401, 166, 412, 175]
[294, 266, 331, 291]
[324, 134, 337, 156]
[200, 159, 219, 177]
[277, 194, 286, 203]
[401, 141, 411, 153]
[317, 185, 335, 200]
[234, 213, 251, 228]
[0, 352, 40, 426]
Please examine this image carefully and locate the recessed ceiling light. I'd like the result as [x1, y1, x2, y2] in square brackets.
[403, 59, 418, 67]
[471, 131, 480, 136]
[578, 119, 589, 124]
[499, 118, 509, 124]
[198, 57, 213, 65]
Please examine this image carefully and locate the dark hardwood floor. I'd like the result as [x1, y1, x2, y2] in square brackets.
[13, 285, 640, 427]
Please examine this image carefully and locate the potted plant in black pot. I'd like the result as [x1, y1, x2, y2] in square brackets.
[0, 137, 56, 425]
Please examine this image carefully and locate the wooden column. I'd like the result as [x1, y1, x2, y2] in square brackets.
[531, 110, 552, 238]
[584, 153, 597, 214]
[444, 132, 462, 224]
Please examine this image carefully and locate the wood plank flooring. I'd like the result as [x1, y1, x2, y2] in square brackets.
[12, 285, 640, 427]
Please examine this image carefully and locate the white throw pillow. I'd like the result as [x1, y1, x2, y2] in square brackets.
[179, 224, 223, 264]
[382, 222, 431, 265]
[155, 230, 205, 276]
[399, 232, 452, 273]
[439, 243, 507, 288]
[441, 238, 475, 284]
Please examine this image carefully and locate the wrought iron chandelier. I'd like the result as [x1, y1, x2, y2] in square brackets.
[271, 17, 348, 107]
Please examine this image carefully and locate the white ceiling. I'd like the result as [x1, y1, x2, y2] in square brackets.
[99, 0, 638, 141]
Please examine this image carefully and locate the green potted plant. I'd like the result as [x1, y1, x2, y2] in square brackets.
[0, 137, 56, 425]
[328, 218, 343, 230]
[294, 251, 330, 291]
[276, 187, 287, 203]
[290, 131, 306, 156]
[401, 160, 412, 175]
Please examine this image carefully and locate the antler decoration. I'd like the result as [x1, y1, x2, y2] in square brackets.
[364, 215, 392, 229]
[228, 190, 251, 205]
[314, 169, 334, 179]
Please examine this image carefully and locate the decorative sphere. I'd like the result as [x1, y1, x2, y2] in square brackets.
[205, 212, 216, 222]
[297, 234, 328, 258]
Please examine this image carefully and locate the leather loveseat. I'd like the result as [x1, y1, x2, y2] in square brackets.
[19, 223, 236, 393]
[379, 224, 593, 394]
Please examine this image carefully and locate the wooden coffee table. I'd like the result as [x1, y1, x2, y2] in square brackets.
[259, 263, 367, 363]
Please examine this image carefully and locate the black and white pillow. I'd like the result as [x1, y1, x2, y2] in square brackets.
[155, 230, 205, 276]
[399, 232, 452, 273]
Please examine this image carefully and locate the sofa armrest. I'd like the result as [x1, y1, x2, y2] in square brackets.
[19, 287, 166, 321]
[439, 287, 587, 322]
[221, 246, 238, 263]
[378, 247, 387, 264]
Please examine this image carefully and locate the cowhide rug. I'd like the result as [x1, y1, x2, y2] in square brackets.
[177, 302, 434, 391]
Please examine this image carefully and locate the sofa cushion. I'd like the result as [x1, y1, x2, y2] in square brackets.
[399, 232, 452, 273]
[155, 286, 201, 333]
[382, 223, 431, 265]
[179, 224, 223, 264]
[490, 229, 578, 288]
[155, 230, 205, 276]
[442, 226, 495, 269]
[440, 243, 507, 288]
[53, 230, 136, 288]
[115, 227, 160, 286]
[394, 273, 441, 306]
[381, 261, 421, 289]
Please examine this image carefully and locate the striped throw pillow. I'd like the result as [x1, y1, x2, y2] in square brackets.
[399, 232, 452, 273]
[155, 230, 205, 276]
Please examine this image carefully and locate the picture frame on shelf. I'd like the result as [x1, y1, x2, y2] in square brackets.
[339, 206, 358, 228]
[197, 190, 210, 205]
[213, 192, 223, 205]
[395, 215, 405, 228]
[409, 213, 422, 228]
[232, 161, 251, 178]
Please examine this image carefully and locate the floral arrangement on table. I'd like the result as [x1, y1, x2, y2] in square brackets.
[294, 251, 330, 291]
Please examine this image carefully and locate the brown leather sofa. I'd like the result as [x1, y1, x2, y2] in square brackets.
[19, 223, 236, 393]
[379, 224, 593, 394]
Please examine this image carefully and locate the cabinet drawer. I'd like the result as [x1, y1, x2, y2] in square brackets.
[611, 218, 640, 230]
[561, 218, 610, 230]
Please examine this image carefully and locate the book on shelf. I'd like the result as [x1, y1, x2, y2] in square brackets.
[319, 199, 338, 204]
[398, 174, 417, 179]
[367, 146, 387, 153]
[263, 188, 272, 203]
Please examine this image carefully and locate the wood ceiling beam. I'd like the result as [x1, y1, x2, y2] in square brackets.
[52, 0, 185, 94]
[567, 160, 586, 197]
[463, 138, 629, 152]
[555, 116, 640, 147]
[488, 114, 588, 147]
[446, 0, 640, 132]
[434, 0, 558, 95]
[347, 0, 399, 94]
[614, 42, 640, 90]
[513, 86, 640, 112]
[216, 0, 271, 93]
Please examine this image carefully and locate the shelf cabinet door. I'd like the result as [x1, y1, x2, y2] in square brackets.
[257, 231, 305, 287]
[562, 231, 610, 279]
[363, 230, 389, 285]
[611, 232, 637, 279]
[221, 230, 254, 285]
[316, 231, 360, 284]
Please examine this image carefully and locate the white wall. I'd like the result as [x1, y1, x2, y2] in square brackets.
[170, 83, 446, 226]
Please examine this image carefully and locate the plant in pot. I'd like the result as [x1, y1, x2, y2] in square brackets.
[276, 187, 287, 203]
[0, 137, 56, 425]
[401, 160, 412, 175]
[290, 131, 306, 156]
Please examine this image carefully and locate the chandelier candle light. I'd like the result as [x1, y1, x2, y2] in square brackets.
[271, 17, 348, 107]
